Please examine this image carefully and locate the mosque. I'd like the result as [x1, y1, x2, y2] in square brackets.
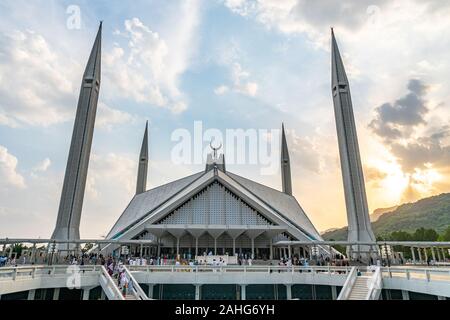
[50, 23, 375, 262]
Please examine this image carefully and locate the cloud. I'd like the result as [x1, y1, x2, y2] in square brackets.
[0, 145, 26, 189]
[286, 128, 338, 175]
[0, 29, 78, 127]
[96, 103, 136, 131]
[369, 79, 429, 140]
[33, 158, 51, 173]
[105, 1, 201, 114]
[215, 62, 259, 97]
[214, 85, 230, 95]
[223, 0, 389, 47]
[369, 79, 450, 172]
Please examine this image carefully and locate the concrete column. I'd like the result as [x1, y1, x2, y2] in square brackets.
[286, 284, 292, 300]
[157, 238, 161, 257]
[436, 247, 442, 262]
[269, 240, 273, 260]
[240, 285, 246, 300]
[195, 237, 199, 257]
[214, 238, 217, 255]
[100, 290, 106, 300]
[411, 247, 416, 263]
[251, 239, 255, 259]
[424, 248, 428, 262]
[176, 238, 180, 256]
[195, 285, 201, 301]
[8, 245, 13, 258]
[82, 288, 90, 300]
[27, 289, 36, 300]
[31, 244, 36, 264]
[418, 247, 423, 263]
[441, 248, 447, 260]
[431, 247, 436, 262]
[331, 286, 337, 300]
[232, 238, 236, 256]
[288, 245, 292, 259]
[140, 244, 143, 259]
[53, 288, 60, 300]
[1, 243, 6, 256]
[147, 284, 154, 299]
[401, 290, 410, 300]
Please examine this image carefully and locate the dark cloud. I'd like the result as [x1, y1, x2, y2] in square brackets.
[369, 79, 450, 172]
[369, 79, 429, 141]
[390, 130, 450, 171]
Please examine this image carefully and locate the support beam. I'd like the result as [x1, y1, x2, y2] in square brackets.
[401, 290, 410, 300]
[240, 285, 246, 300]
[82, 288, 90, 300]
[53, 288, 60, 301]
[195, 285, 201, 301]
[286, 285, 292, 300]
[331, 286, 337, 300]
[27, 289, 36, 301]
[148, 284, 154, 299]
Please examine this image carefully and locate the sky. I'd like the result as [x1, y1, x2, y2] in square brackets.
[0, 0, 449, 239]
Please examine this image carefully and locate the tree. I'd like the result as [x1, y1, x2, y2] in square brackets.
[413, 228, 438, 241]
[440, 226, 450, 241]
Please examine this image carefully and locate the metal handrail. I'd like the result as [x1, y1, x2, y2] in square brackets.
[365, 267, 382, 300]
[99, 266, 125, 300]
[336, 267, 357, 300]
[123, 266, 149, 300]
[0, 265, 100, 281]
[127, 265, 352, 274]
[381, 267, 450, 282]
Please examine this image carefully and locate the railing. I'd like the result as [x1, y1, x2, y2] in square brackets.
[366, 267, 382, 300]
[381, 267, 450, 282]
[0, 265, 101, 281]
[336, 267, 357, 300]
[127, 265, 352, 275]
[123, 266, 149, 300]
[99, 266, 125, 301]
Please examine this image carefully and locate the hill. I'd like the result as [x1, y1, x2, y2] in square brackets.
[322, 193, 450, 241]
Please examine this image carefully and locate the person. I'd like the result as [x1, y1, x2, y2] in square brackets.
[120, 273, 129, 297]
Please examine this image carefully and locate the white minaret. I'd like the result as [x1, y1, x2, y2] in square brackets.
[136, 121, 149, 195]
[51, 23, 102, 243]
[331, 29, 376, 260]
[281, 123, 292, 196]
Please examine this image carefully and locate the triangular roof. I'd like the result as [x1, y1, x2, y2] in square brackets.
[226, 172, 321, 240]
[106, 169, 322, 241]
[106, 172, 205, 238]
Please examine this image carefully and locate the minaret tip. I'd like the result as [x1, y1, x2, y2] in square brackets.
[280, 123, 292, 196]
